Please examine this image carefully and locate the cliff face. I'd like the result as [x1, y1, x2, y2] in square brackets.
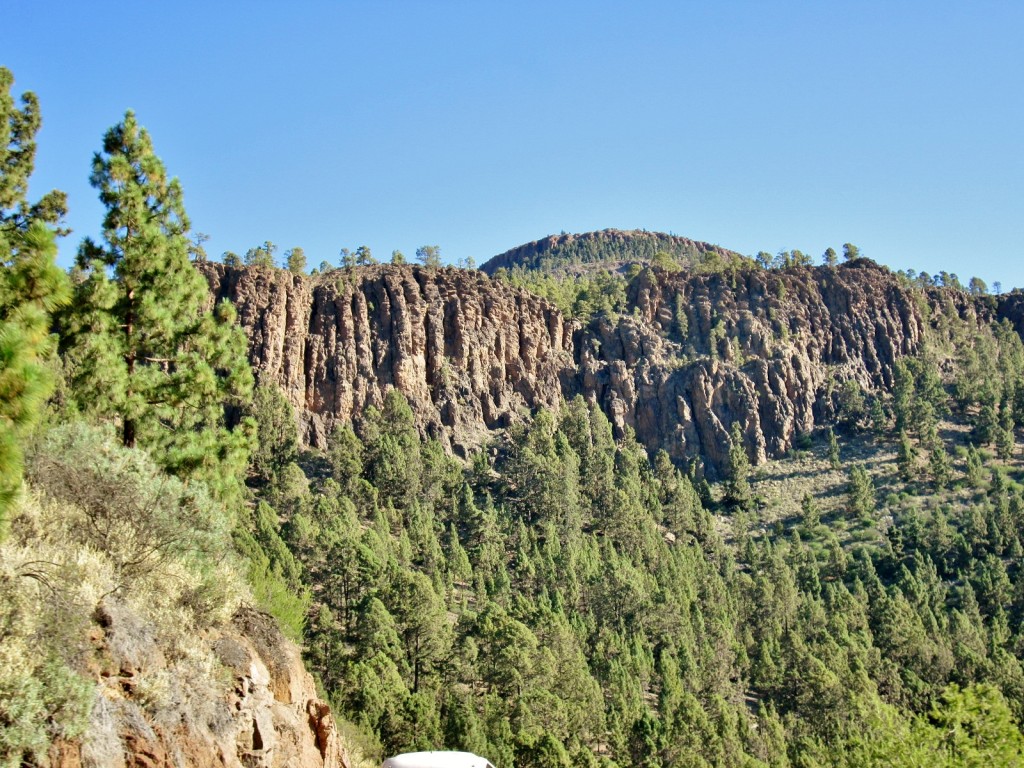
[200, 260, 933, 474]
[49, 605, 347, 768]
[201, 263, 576, 456]
[578, 259, 924, 470]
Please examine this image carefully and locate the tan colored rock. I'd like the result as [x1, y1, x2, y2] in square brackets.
[50, 606, 349, 768]
[199, 259, 947, 476]
[201, 263, 577, 457]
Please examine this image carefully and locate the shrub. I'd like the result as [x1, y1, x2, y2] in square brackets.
[26, 423, 234, 594]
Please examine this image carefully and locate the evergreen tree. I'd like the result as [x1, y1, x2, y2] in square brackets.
[0, 68, 71, 525]
[188, 231, 210, 261]
[897, 429, 917, 482]
[65, 111, 253, 494]
[847, 464, 875, 521]
[929, 445, 953, 490]
[416, 245, 442, 268]
[246, 383, 298, 486]
[285, 246, 306, 274]
[0, 68, 67, 233]
[244, 240, 277, 267]
[724, 421, 753, 510]
[800, 493, 821, 535]
[827, 426, 841, 469]
[355, 245, 377, 265]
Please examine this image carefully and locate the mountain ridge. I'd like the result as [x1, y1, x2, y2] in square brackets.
[480, 228, 748, 276]
[198, 253, 1016, 476]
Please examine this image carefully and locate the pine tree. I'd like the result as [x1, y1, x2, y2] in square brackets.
[800, 493, 821, 535]
[929, 445, 953, 490]
[897, 429, 917, 483]
[724, 421, 753, 510]
[847, 464, 875, 521]
[0, 68, 71, 525]
[285, 246, 306, 274]
[65, 111, 253, 495]
[416, 245, 442, 268]
[0, 68, 67, 233]
[243, 240, 277, 268]
[827, 426, 841, 469]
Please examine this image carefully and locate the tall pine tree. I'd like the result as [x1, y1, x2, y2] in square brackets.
[0, 68, 70, 525]
[66, 111, 253, 496]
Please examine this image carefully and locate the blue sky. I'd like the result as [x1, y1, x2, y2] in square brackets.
[7, 1, 1024, 287]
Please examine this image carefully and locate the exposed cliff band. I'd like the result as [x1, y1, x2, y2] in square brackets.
[199, 259, 1003, 475]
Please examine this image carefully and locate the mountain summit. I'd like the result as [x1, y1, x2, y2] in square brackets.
[480, 228, 747, 276]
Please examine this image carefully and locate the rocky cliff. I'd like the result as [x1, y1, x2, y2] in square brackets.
[578, 258, 924, 470]
[201, 263, 577, 457]
[200, 258, 980, 475]
[49, 605, 348, 768]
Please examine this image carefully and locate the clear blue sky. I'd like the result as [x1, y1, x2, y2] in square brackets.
[7, 1, 1024, 288]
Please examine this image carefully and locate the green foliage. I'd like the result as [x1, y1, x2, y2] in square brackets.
[416, 245, 442, 268]
[244, 240, 277, 267]
[251, 385, 1024, 767]
[836, 381, 867, 430]
[897, 429, 917, 482]
[65, 111, 254, 498]
[0, 650, 93, 768]
[285, 246, 307, 274]
[827, 427, 841, 469]
[27, 423, 235, 593]
[0, 69, 71, 529]
[0, 68, 67, 233]
[1, 419, 259, 764]
[233, 494, 311, 640]
[928, 444, 953, 490]
[0, 222, 69, 525]
[247, 383, 299, 486]
[725, 421, 753, 510]
[498, 267, 627, 322]
[650, 250, 680, 272]
[846, 463, 875, 521]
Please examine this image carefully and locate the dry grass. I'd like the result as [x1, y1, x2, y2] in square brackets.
[725, 420, 1024, 548]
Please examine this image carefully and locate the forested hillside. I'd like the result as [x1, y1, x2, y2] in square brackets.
[2, 62, 1024, 768]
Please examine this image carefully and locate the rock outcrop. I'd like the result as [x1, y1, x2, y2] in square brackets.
[201, 263, 577, 456]
[200, 258, 937, 475]
[50, 605, 348, 768]
[577, 259, 924, 470]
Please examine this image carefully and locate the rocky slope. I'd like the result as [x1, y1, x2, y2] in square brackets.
[49, 605, 348, 768]
[200, 257, 1003, 475]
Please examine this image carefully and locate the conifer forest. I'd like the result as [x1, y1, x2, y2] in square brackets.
[3, 65, 1024, 767]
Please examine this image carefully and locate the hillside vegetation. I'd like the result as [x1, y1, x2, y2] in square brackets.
[2, 62, 1024, 768]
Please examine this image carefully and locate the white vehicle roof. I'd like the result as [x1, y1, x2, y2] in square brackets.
[382, 751, 495, 768]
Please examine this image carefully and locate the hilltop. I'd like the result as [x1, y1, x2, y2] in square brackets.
[480, 228, 748, 276]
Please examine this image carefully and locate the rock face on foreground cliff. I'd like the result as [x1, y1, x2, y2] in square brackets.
[201, 259, 939, 474]
[50, 605, 347, 768]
